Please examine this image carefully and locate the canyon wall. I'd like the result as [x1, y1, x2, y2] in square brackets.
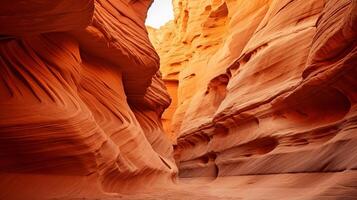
[0, 0, 176, 199]
[150, 0, 357, 183]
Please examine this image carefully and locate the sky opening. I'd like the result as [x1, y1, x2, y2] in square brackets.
[145, 0, 174, 29]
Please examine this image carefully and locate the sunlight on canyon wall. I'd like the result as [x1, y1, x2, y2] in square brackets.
[149, 1, 357, 197]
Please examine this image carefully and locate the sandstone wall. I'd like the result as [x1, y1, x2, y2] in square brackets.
[150, 0, 357, 180]
[0, 1, 176, 199]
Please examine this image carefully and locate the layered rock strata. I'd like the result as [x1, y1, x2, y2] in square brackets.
[150, 0, 357, 187]
[0, 1, 176, 199]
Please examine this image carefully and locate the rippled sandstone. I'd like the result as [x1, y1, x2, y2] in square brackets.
[149, 0, 357, 198]
[1, 0, 357, 199]
[0, 1, 176, 199]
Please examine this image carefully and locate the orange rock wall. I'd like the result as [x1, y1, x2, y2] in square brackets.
[150, 0, 357, 179]
[0, 1, 176, 199]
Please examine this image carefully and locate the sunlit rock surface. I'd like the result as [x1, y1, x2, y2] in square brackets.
[0, 0, 176, 199]
[150, 0, 357, 198]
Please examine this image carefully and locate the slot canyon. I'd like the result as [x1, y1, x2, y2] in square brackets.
[0, 0, 356, 199]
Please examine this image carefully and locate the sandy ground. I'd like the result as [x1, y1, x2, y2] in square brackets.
[55, 171, 357, 200]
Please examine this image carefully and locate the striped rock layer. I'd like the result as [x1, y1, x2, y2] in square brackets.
[0, 0, 176, 199]
[149, 0, 357, 198]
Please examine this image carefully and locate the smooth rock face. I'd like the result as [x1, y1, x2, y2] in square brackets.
[0, 1, 176, 199]
[150, 0, 357, 194]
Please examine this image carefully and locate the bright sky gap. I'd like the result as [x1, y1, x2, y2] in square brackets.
[145, 0, 174, 28]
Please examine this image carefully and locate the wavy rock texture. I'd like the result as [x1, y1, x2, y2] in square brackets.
[150, 0, 357, 198]
[0, 1, 176, 199]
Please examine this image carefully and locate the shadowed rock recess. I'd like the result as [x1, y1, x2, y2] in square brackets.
[0, 0, 356, 200]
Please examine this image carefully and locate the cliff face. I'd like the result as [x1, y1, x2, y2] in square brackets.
[150, 0, 357, 183]
[0, 0, 176, 199]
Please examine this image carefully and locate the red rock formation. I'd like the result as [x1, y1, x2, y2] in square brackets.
[0, 0, 176, 199]
[1, 0, 356, 199]
[150, 0, 357, 198]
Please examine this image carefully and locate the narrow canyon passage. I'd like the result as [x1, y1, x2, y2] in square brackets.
[0, 0, 357, 200]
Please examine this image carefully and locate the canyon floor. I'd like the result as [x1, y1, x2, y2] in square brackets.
[55, 171, 357, 200]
